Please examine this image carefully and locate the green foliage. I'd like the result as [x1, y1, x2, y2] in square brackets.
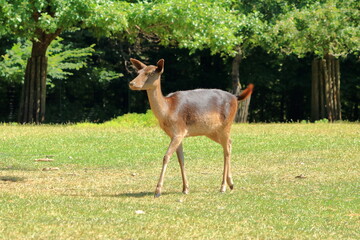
[0, 0, 359, 123]
[0, 37, 95, 84]
[91, 67, 123, 83]
[315, 118, 330, 124]
[269, 0, 360, 57]
[0, 0, 129, 39]
[128, 0, 243, 56]
[301, 118, 332, 124]
[0, 39, 28, 83]
[47, 38, 96, 80]
[77, 110, 158, 128]
[104, 110, 157, 127]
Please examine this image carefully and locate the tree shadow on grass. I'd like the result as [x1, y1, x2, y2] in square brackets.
[0, 176, 26, 182]
[0, 165, 37, 171]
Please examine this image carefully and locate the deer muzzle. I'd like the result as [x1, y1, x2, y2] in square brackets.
[129, 81, 141, 90]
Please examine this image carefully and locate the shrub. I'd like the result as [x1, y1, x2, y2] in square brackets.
[102, 110, 158, 128]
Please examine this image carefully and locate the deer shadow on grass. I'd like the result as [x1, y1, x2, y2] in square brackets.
[110, 192, 153, 198]
[62, 191, 179, 199]
[106, 191, 179, 198]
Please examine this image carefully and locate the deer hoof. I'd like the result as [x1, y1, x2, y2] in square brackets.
[155, 186, 162, 198]
[220, 185, 227, 193]
[227, 177, 234, 190]
[182, 189, 189, 195]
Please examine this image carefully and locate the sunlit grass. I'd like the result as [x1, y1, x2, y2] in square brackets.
[0, 123, 359, 239]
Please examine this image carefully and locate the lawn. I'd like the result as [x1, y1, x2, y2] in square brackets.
[0, 123, 359, 239]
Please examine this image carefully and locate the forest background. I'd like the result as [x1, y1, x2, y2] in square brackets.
[0, 0, 359, 124]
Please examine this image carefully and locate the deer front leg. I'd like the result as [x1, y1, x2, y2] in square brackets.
[176, 143, 189, 194]
[220, 157, 229, 193]
[155, 136, 184, 198]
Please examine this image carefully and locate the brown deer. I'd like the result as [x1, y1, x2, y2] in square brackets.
[129, 58, 253, 197]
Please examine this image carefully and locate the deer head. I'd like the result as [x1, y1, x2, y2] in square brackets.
[129, 58, 164, 91]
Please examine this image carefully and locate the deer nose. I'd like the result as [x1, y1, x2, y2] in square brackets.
[129, 82, 135, 86]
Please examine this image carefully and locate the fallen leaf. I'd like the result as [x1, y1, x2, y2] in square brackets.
[35, 158, 54, 162]
[347, 213, 360, 217]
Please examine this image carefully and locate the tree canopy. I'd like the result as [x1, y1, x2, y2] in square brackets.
[126, 0, 239, 56]
[269, 0, 360, 57]
[0, 0, 358, 123]
[0, 0, 129, 38]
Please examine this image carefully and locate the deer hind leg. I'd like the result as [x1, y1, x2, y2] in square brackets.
[176, 143, 189, 194]
[155, 135, 184, 198]
[220, 137, 233, 192]
[226, 139, 234, 190]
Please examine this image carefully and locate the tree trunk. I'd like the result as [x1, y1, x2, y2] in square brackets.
[18, 27, 60, 123]
[311, 54, 341, 122]
[8, 84, 16, 121]
[311, 59, 320, 121]
[334, 56, 341, 120]
[231, 50, 251, 123]
[18, 40, 49, 124]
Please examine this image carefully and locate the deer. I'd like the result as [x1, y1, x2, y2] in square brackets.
[129, 58, 253, 197]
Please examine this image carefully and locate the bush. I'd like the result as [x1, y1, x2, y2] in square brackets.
[76, 110, 158, 128]
[315, 118, 329, 124]
[104, 110, 158, 127]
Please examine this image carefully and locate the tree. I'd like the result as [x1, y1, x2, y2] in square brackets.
[270, 0, 360, 121]
[0, 0, 128, 123]
[230, 0, 319, 122]
[0, 38, 95, 83]
[227, 8, 264, 122]
[0, 37, 95, 121]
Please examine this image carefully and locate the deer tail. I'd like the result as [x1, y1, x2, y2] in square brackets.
[236, 84, 254, 101]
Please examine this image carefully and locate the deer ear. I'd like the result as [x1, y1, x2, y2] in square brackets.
[156, 59, 164, 73]
[130, 58, 147, 70]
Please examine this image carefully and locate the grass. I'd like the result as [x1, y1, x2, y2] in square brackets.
[0, 122, 359, 239]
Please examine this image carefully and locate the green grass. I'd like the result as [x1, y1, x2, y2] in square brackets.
[0, 123, 359, 239]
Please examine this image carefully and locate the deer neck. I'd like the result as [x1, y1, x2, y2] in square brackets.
[146, 82, 168, 120]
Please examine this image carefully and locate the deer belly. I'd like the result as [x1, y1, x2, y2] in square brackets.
[186, 112, 224, 136]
